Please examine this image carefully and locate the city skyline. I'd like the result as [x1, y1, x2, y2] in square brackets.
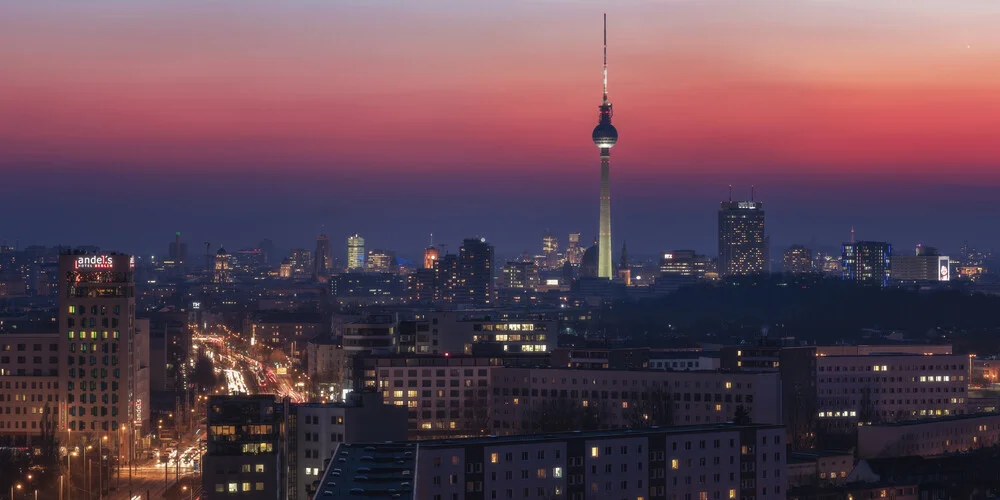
[2, 1, 1000, 255]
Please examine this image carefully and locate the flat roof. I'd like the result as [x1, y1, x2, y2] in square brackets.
[314, 443, 416, 500]
[415, 423, 783, 449]
[864, 412, 1000, 428]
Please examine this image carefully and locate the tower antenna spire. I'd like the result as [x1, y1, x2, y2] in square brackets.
[602, 13, 608, 103]
[850, 226, 855, 244]
[751, 184, 755, 202]
[728, 184, 732, 202]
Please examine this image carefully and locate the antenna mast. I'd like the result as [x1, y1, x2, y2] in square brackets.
[602, 13, 608, 103]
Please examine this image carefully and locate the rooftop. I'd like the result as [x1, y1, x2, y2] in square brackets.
[313, 443, 416, 500]
[416, 423, 783, 449]
[863, 412, 1000, 428]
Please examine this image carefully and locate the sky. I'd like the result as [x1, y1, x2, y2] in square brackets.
[2, 0, 1000, 260]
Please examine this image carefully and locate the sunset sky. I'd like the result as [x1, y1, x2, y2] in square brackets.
[2, 1, 999, 258]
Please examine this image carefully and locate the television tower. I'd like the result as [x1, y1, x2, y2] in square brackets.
[592, 13, 618, 278]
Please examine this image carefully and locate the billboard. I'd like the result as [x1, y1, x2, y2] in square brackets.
[938, 256, 950, 281]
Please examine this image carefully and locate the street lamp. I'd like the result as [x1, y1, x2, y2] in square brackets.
[11, 483, 22, 500]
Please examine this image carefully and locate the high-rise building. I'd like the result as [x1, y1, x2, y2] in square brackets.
[213, 247, 232, 283]
[565, 232, 583, 265]
[457, 238, 494, 306]
[541, 231, 559, 270]
[892, 245, 950, 282]
[501, 261, 540, 291]
[167, 231, 187, 265]
[287, 249, 311, 278]
[346, 234, 365, 271]
[202, 395, 283, 500]
[365, 249, 396, 274]
[433, 254, 459, 303]
[783, 245, 813, 274]
[314, 234, 332, 276]
[592, 15, 619, 279]
[423, 246, 440, 270]
[59, 252, 147, 443]
[842, 241, 892, 287]
[718, 198, 767, 276]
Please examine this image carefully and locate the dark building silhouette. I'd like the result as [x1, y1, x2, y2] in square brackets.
[457, 238, 494, 306]
[842, 241, 892, 287]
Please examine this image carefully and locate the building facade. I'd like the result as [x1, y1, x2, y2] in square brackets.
[457, 238, 494, 306]
[842, 241, 892, 287]
[346, 234, 365, 271]
[718, 200, 767, 277]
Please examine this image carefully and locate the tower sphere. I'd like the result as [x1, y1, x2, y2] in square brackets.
[592, 121, 618, 149]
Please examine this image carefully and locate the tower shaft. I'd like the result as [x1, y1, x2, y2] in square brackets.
[598, 151, 612, 278]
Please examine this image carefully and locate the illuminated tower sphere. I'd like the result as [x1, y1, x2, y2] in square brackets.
[593, 14, 618, 279]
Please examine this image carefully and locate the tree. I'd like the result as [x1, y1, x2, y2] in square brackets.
[733, 405, 752, 425]
[192, 354, 217, 391]
[625, 389, 674, 429]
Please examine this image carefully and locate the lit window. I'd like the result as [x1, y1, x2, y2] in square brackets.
[255, 464, 265, 473]
[553, 467, 563, 479]
[255, 483, 264, 491]
[729, 489, 737, 499]
[591, 447, 599, 458]
[491, 452, 498, 464]
[725, 382, 732, 389]
[228, 483, 237, 493]
[242, 482, 250, 492]
[671, 459, 679, 470]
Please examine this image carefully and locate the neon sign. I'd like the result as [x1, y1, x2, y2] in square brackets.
[75, 255, 115, 270]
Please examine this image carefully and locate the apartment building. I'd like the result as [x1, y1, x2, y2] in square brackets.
[352, 354, 547, 439]
[0, 332, 60, 440]
[399, 310, 557, 355]
[489, 368, 782, 434]
[815, 353, 969, 432]
[292, 393, 407, 500]
[857, 412, 1000, 459]
[409, 424, 786, 500]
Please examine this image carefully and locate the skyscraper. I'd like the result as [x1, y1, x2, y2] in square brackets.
[457, 237, 494, 306]
[314, 234, 333, 276]
[718, 197, 767, 276]
[842, 241, 892, 287]
[167, 231, 187, 264]
[592, 14, 618, 279]
[541, 231, 559, 270]
[347, 234, 365, 271]
[59, 252, 147, 445]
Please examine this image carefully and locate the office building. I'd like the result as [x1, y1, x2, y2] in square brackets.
[500, 261, 539, 291]
[842, 241, 891, 287]
[541, 232, 560, 270]
[718, 199, 767, 276]
[288, 249, 312, 278]
[365, 249, 397, 274]
[167, 231, 187, 267]
[203, 395, 283, 500]
[327, 424, 786, 500]
[398, 311, 557, 356]
[783, 245, 813, 274]
[592, 15, 618, 279]
[347, 234, 365, 271]
[892, 245, 950, 282]
[314, 235, 333, 276]
[457, 238, 494, 306]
